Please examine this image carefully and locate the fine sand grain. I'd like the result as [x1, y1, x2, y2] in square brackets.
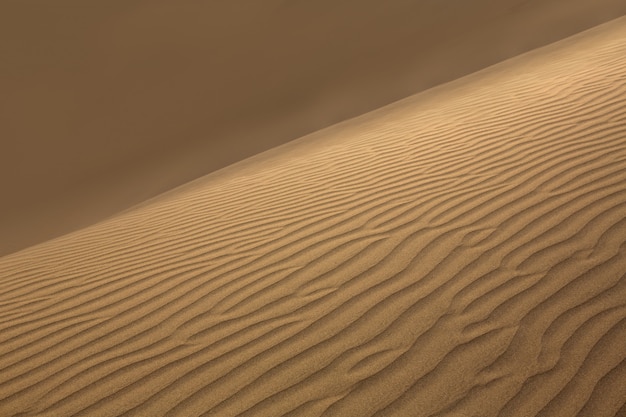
[1, 16, 626, 417]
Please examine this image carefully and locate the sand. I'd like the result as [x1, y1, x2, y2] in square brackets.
[1, 12, 626, 417]
[3, 0, 626, 256]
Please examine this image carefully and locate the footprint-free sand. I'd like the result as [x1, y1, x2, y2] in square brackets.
[1, 13, 626, 417]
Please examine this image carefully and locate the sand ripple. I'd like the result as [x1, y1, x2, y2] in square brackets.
[1, 16, 626, 417]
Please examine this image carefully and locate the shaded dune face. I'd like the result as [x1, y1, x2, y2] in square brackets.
[2, 0, 626, 256]
[2, 16, 626, 417]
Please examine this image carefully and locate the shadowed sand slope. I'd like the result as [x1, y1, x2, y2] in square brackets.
[2, 0, 626, 256]
[2, 16, 626, 417]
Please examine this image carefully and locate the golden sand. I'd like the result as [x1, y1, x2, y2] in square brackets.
[1, 12, 626, 417]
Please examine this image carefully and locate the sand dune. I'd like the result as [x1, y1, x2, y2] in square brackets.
[3, 0, 626, 256]
[2, 14, 626, 417]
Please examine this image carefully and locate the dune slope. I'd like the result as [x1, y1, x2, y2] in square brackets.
[2, 16, 626, 417]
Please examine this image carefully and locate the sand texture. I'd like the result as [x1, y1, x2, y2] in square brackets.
[2, 15, 626, 417]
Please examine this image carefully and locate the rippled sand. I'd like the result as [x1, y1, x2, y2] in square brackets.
[1, 13, 626, 417]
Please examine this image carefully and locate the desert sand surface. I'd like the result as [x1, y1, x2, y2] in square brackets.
[2, 12, 626, 417]
[3, 0, 626, 256]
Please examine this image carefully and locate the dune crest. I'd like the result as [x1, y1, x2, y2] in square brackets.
[2, 0, 626, 256]
[2, 15, 626, 417]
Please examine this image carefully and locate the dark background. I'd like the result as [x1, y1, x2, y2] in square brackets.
[2, 0, 626, 256]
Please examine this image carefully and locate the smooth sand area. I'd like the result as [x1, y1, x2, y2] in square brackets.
[1, 14, 626, 417]
[2, 0, 626, 256]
